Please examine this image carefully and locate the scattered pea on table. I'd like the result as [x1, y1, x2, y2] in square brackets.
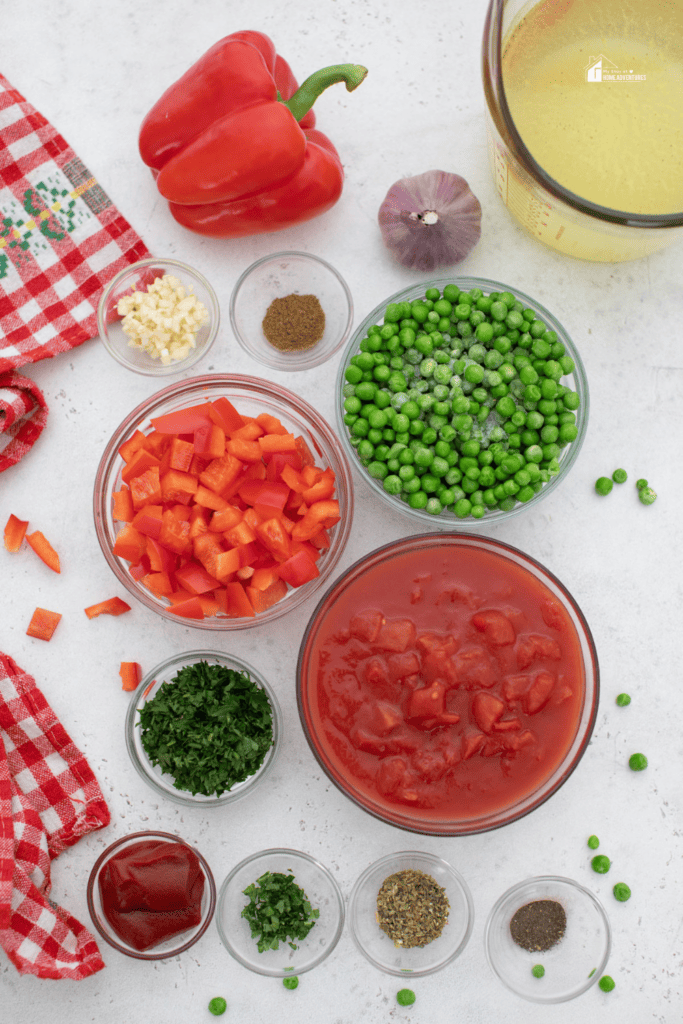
[591, 855, 611, 874]
[595, 476, 613, 496]
[599, 975, 616, 992]
[616, 693, 631, 707]
[396, 989, 416, 1006]
[613, 883, 632, 902]
[629, 753, 648, 771]
[587, 834, 600, 850]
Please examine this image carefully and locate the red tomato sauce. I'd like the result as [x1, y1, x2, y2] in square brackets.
[305, 544, 586, 823]
[99, 839, 204, 951]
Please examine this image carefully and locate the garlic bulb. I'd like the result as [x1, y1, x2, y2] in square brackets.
[378, 170, 481, 272]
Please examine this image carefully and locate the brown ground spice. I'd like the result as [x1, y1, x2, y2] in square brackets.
[376, 868, 450, 948]
[261, 293, 326, 352]
[509, 898, 567, 952]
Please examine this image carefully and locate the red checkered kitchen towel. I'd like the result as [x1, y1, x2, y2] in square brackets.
[0, 70, 150, 469]
[0, 653, 110, 979]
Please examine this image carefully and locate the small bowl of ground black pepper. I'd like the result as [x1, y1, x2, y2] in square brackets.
[484, 876, 611, 1003]
[229, 251, 353, 371]
[348, 851, 474, 977]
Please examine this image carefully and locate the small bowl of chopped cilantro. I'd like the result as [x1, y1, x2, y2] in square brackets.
[348, 850, 474, 977]
[336, 276, 588, 527]
[484, 875, 611, 1003]
[125, 650, 281, 806]
[216, 848, 344, 976]
[97, 257, 220, 376]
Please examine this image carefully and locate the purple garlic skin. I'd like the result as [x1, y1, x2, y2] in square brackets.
[378, 169, 482, 272]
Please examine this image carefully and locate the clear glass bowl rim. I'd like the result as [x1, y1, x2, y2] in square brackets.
[334, 274, 589, 530]
[297, 531, 600, 836]
[96, 256, 220, 376]
[483, 873, 612, 1003]
[229, 250, 354, 372]
[93, 373, 354, 629]
[86, 829, 217, 960]
[124, 649, 282, 806]
[215, 846, 346, 976]
[348, 849, 475, 977]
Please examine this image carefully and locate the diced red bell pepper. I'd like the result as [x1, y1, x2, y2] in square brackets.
[199, 453, 243, 496]
[113, 524, 147, 564]
[169, 437, 195, 471]
[223, 581, 255, 618]
[258, 432, 297, 455]
[118, 429, 147, 463]
[146, 536, 175, 573]
[150, 403, 213, 434]
[26, 607, 62, 641]
[119, 662, 142, 692]
[160, 469, 199, 504]
[112, 488, 135, 523]
[142, 571, 173, 597]
[246, 577, 288, 612]
[3, 513, 28, 552]
[209, 505, 243, 532]
[174, 560, 221, 595]
[193, 484, 229, 511]
[255, 517, 291, 561]
[159, 510, 191, 555]
[168, 596, 205, 619]
[131, 504, 164, 540]
[130, 466, 163, 509]
[25, 530, 61, 573]
[302, 466, 336, 504]
[255, 412, 287, 435]
[121, 448, 160, 484]
[291, 499, 340, 541]
[194, 422, 226, 458]
[85, 597, 132, 619]
[208, 396, 245, 435]
[232, 419, 264, 442]
[276, 548, 320, 587]
[228, 437, 262, 462]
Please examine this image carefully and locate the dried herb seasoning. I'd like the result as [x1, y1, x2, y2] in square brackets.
[262, 293, 326, 352]
[376, 868, 449, 948]
[509, 899, 567, 952]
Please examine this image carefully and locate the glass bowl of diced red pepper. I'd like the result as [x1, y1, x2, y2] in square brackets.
[93, 374, 354, 628]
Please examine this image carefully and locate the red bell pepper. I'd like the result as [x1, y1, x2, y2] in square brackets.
[25, 530, 61, 573]
[138, 30, 367, 238]
[119, 662, 142, 692]
[3, 513, 28, 552]
[26, 607, 62, 641]
[85, 597, 132, 619]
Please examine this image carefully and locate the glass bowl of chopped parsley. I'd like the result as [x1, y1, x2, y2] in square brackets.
[125, 650, 281, 806]
[216, 848, 344, 976]
[348, 850, 474, 977]
[484, 875, 611, 1002]
[335, 276, 588, 528]
[97, 257, 220, 376]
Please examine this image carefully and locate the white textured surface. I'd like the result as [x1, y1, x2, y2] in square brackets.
[2, 1, 682, 1021]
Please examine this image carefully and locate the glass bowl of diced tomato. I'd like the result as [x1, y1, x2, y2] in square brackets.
[93, 375, 354, 628]
[297, 532, 599, 836]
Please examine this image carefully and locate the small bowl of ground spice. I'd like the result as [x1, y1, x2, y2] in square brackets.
[348, 851, 474, 977]
[484, 875, 611, 1003]
[230, 251, 353, 371]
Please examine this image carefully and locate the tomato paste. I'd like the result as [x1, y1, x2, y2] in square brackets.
[301, 540, 588, 824]
[99, 839, 204, 951]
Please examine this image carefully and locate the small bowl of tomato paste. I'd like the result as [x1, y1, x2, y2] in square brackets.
[297, 533, 599, 836]
[93, 374, 354, 628]
[87, 831, 216, 960]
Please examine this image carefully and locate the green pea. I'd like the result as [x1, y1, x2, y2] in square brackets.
[531, 965, 545, 979]
[615, 692, 631, 706]
[598, 976, 615, 993]
[639, 486, 657, 505]
[628, 752, 648, 771]
[591, 855, 611, 873]
[208, 998, 228, 1016]
[283, 976, 299, 990]
[396, 989, 416, 1007]
[587, 834, 600, 849]
[613, 883, 631, 902]
[612, 467, 628, 483]
[595, 476, 613, 496]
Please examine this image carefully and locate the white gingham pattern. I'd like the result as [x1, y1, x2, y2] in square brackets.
[0, 653, 110, 979]
[0, 71, 150, 376]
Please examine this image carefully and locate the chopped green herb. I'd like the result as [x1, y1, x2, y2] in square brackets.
[396, 989, 416, 1006]
[241, 871, 319, 953]
[599, 975, 615, 992]
[587, 835, 600, 850]
[137, 660, 273, 797]
[613, 883, 631, 902]
[208, 997, 227, 1016]
[615, 693, 631, 707]
[283, 976, 299, 990]
[591, 855, 611, 874]
[629, 752, 648, 771]
[531, 964, 545, 978]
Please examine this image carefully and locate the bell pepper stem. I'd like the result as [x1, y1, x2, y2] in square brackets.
[283, 64, 368, 123]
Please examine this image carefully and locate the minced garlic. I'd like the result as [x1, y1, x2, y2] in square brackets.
[117, 273, 209, 365]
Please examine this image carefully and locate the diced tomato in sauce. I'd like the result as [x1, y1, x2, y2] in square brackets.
[304, 544, 585, 823]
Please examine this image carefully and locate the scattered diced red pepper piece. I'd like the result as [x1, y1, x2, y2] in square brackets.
[25, 530, 61, 573]
[85, 597, 132, 619]
[26, 607, 62, 641]
[4, 513, 28, 552]
[119, 661, 142, 692]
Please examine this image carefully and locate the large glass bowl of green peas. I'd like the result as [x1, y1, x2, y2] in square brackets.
[336, 277, 588, 527]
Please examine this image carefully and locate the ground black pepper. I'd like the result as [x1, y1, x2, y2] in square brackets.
[376, 868, 450, 948]
[261, 293, 325, 352]
[509, 899, 567, 952]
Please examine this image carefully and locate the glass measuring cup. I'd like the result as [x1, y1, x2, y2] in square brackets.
[482, 0, 683, 262]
